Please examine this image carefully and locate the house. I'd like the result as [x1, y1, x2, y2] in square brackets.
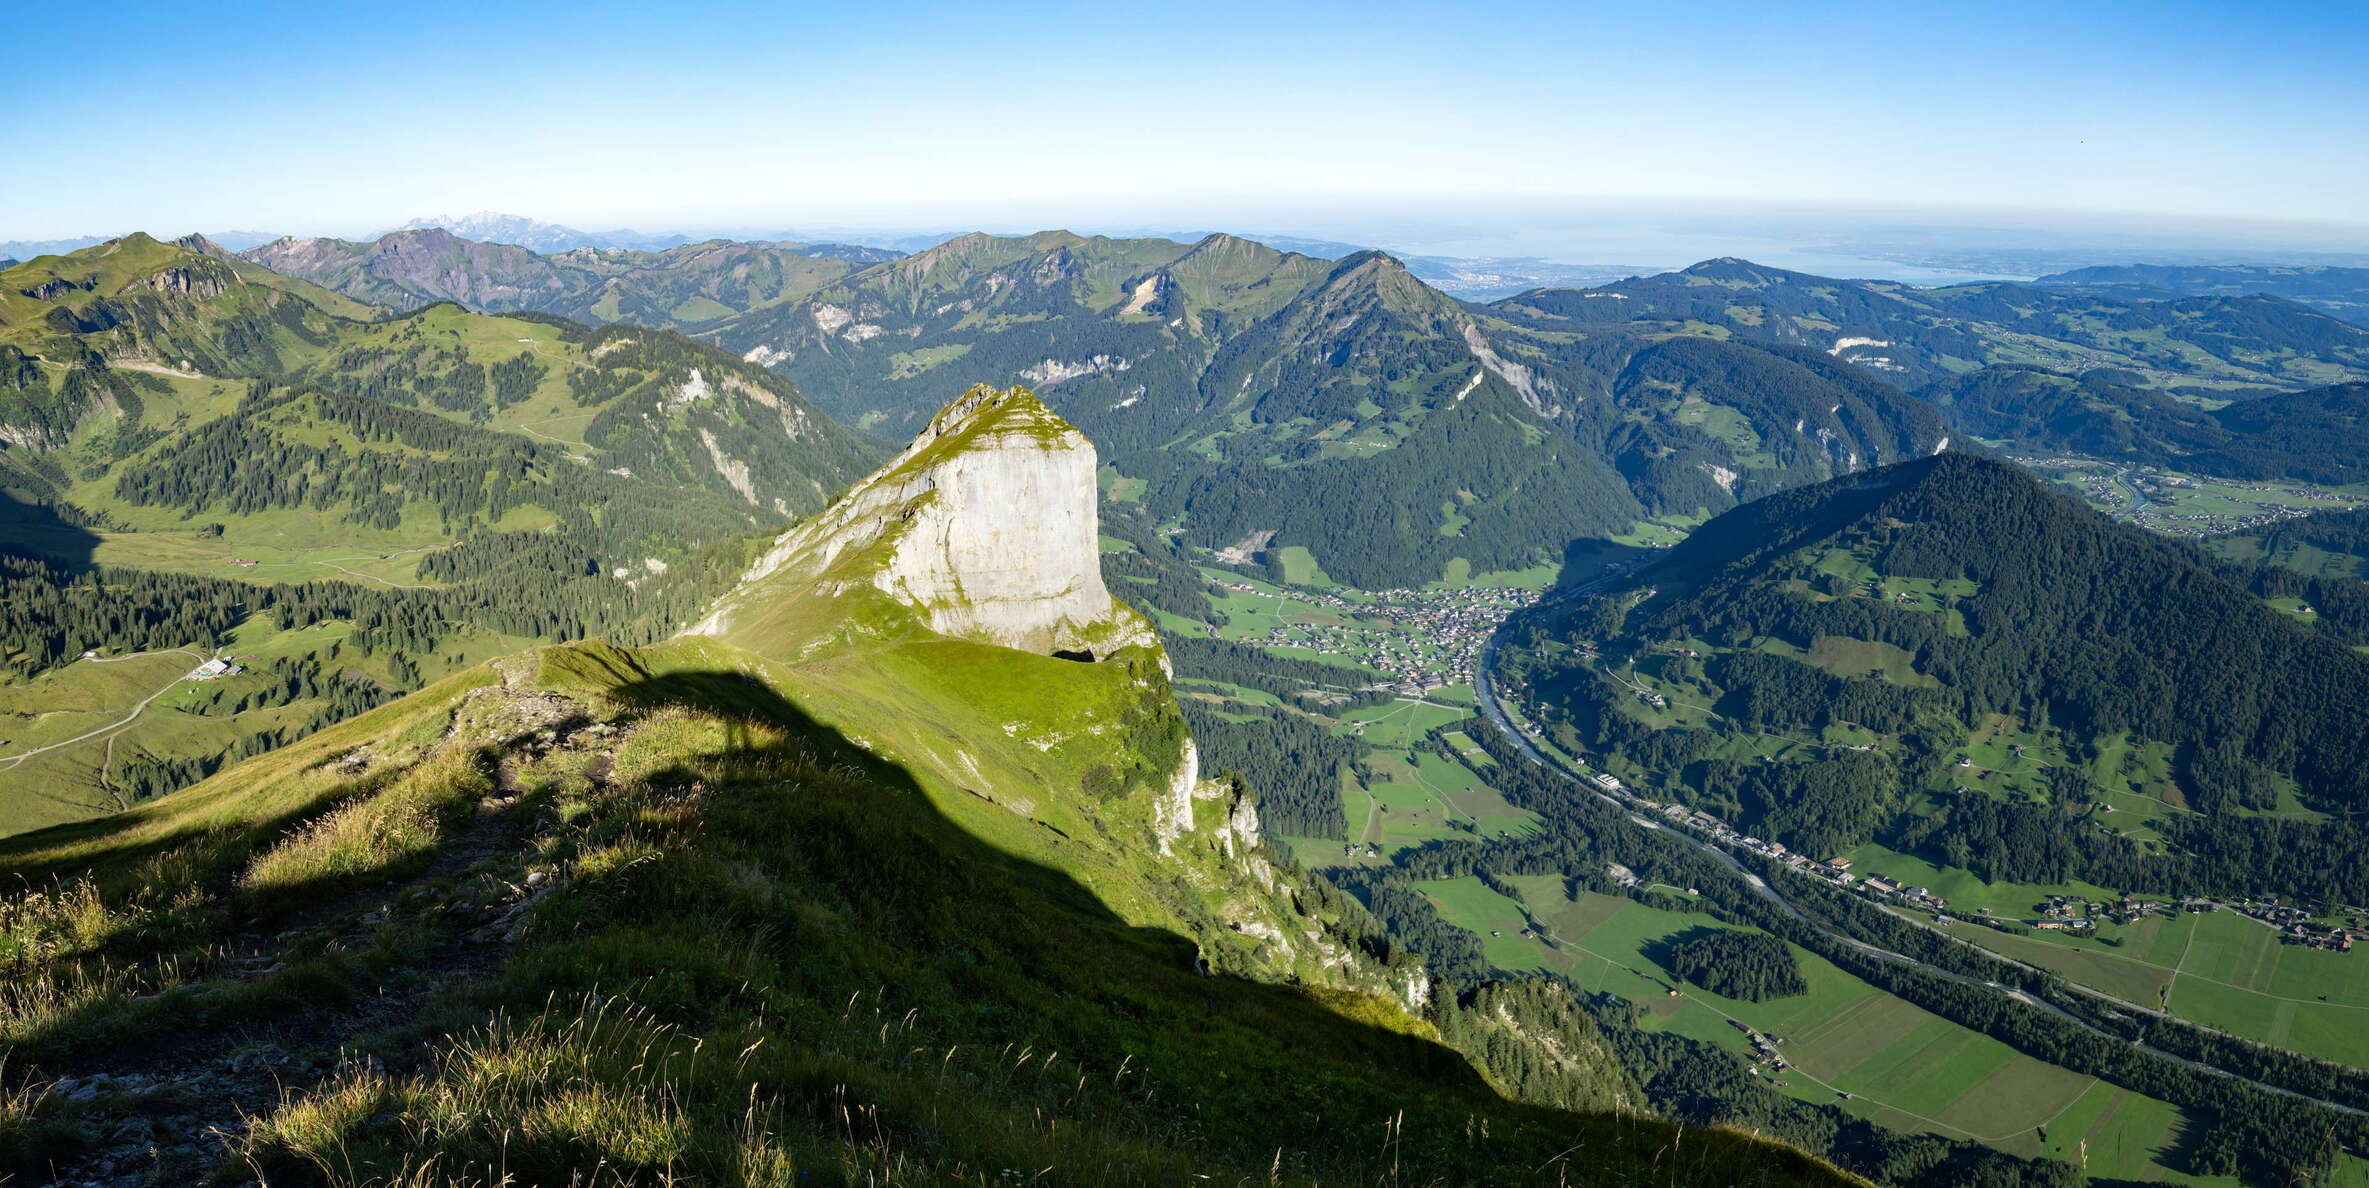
[1862, 876, 1901, 895]
[190, 657, 243, 680]
[1825, 857, 1853, 872]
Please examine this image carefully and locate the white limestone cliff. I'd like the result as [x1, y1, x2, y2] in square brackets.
[687, 384, 1156, 658]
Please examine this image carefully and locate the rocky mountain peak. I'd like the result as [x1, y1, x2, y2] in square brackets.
[689, 383, 1156, 658]
[170, 233, 236, 261]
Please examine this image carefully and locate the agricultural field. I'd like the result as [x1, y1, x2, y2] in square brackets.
[1950, 908, 2369, 1068]
[1421, 876, 2218, 1179]
[2033, 457, 2367, 538]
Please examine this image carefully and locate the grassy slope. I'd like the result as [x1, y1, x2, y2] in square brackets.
[0, 236, 883, 832]
[0, 630, 1855, 1186]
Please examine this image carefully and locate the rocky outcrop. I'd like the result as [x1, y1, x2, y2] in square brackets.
[136, 259, 233, 302]
[690, 384, 1155, 657]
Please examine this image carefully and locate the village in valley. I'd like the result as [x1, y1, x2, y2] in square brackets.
[1213, 579, 1535, 697]
[2016, 456, 2364, 538]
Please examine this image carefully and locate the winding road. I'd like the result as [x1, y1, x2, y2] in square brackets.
[0, 649, 208, 773]
[1472, 578, 2365, 1118]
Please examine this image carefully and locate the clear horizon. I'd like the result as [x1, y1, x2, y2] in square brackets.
[6, 0, 2365, 253]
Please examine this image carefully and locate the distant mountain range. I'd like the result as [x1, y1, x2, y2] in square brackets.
[210, 222, 2369, 585]
[1493, 256, 2369, 396]
[2034, 262, 2369, 327]
[705, 230, 1951, 586]
[380, 211, 698, 253]
[1932, 368, 2369, 483]
[244, 228, 899, 327]
[0, 230, 280, 260]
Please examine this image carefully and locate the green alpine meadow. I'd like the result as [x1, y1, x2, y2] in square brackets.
[8, 4, 2369, 1185]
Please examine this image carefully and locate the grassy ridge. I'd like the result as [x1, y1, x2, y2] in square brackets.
[0, 635, 1855, 1185]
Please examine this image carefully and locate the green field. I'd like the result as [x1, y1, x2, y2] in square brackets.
[1850, 855, 2369, 1067]
[1273, 545, 1332, 586]
[1418, 877, 2212, 1175]
[0, 614, 535, 836]
[1335, 695, 1469, 748]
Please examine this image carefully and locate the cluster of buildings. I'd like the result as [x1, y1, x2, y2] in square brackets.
[2228, 897, 2365, 951]
[1587, 768, 1956, 914]
[1731, 1019, 1791, 1081]
[2021, 892, 2365, 950]
[1855, 872, 1949, 912]
[1219, 582, 1534, 697]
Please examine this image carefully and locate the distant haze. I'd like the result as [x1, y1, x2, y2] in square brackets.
[5, 1, 2364, 274]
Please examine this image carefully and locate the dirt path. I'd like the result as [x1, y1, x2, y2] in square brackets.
[0, 653, 207, 771]
[307, 541, 452, 589]
[29, 704, 616, 1185]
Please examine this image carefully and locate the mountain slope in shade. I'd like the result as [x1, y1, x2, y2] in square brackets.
[0, 392, 1869, 1187]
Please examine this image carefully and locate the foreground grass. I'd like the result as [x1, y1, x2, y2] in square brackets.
[246, 668, 1845, 1183]
[1, 645, 1855, 1185]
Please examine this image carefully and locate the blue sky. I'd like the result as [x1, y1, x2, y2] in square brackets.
[4, 0, 2365, 243]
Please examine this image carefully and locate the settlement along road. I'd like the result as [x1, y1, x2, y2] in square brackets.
[1471, 567, 2363, 1116]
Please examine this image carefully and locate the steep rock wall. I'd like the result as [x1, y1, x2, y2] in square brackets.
[692, 384, 1153, 657]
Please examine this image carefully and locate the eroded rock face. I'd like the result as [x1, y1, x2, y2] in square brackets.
[873, 388, 1112, 651]
[691, 383, 1153, 657]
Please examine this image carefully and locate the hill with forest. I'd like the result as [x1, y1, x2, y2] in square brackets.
[1499, 452, 2369, 905]
[244, 229, 899, 328]
[1930, 367, 2369, 482]
[703, 232, 1952, 587]
[2216, 500, 2369, 581]
[2034, 262, 2369, 327]
[232, 228, 2369, 585]
[0, 234, 877, 830]
[1492, 257, 2369, 397]
[0, 388, 1851, 1187]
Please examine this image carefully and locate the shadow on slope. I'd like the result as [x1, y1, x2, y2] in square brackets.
[0, 488, 99, 574]
[1554, 537, 1660, 592]
[0, 648, 1855, 1185]
[433, 666, 1847, 1185]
